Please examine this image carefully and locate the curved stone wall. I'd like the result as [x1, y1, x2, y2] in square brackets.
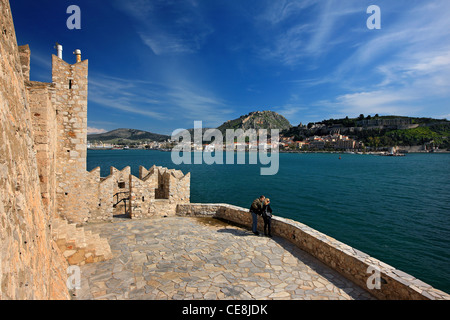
[176, 203, 450, 300]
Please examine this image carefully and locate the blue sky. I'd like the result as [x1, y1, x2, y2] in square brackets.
[10, 0, 450, 135]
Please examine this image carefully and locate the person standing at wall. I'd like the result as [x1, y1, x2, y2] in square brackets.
[262, 198, 273, 237]
[249, 195, 265, 235]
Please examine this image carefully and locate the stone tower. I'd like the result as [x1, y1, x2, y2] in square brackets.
[51, 52, 90, 224]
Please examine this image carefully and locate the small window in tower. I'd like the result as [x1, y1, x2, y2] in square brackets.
[69, 79, 72, 89]
[118, 182, 125, 189]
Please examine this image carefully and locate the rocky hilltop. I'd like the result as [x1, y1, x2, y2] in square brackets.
[217, 111, 292, 134]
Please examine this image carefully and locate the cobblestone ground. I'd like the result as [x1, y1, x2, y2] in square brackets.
[74, 217, 375, 300]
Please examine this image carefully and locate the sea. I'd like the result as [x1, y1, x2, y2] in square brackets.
[87, 149, 450, 294]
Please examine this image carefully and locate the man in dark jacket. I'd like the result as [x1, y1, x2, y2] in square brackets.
[249, 195, 265, 235]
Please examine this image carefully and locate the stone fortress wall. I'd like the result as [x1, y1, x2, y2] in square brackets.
[86, 165, 190, 222]
[0, 0, 70, 299]
[16, 22, 190, 227]
[1, 0, 189, 299]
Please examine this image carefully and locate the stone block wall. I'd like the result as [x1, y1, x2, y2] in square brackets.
[110, 166, 131, 194]
[52, 54, 90, 225]
[129, 165, 190, 219]
[176, 203, 450, 300]
[109, 166, 131, 216]
[86, 167, 114, 223]
[26, 80, 57, 219]
[169, 171, 190, 204]
[18, 44, 30, 81]
[148, 200, 178, 218]
[0, 0, 70, 299]
[18, 43, 94, 226]
[129, 174, 156, 219]
[1, 0, 190, 299]
[95, 169, 115, 222]
[176, 203, 226, 217]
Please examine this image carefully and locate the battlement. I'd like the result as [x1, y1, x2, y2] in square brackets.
[87, 165, 190, 221]
[18, 40, 191, 226]
[130, 165, 190, 219]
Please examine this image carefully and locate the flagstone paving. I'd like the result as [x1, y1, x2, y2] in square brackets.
[73, 217, 375, 300]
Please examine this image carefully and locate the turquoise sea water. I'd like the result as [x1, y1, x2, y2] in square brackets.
[87, 150, 450, 293]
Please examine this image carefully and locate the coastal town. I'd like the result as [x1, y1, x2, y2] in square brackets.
[88, 133, 362, 152]
[88, 131, 441, 155]
[88, 112, 448, 155]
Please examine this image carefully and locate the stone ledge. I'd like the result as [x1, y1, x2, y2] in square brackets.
[176, 203, 450, 300]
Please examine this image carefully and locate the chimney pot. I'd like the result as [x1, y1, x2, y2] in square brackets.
[74, 49, 81, 63]
[55, 42, 63, 59]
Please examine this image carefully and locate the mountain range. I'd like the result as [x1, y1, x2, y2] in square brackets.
[87, 128, 170, 143]
[88, 112, 449, 149]
[88, 111, 291, 143]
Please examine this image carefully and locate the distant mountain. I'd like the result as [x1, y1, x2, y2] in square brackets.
[217, 111, 292, 134]
[87, 128, 170, 143]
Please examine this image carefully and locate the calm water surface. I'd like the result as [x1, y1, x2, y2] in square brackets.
[87, 150, 450, 293]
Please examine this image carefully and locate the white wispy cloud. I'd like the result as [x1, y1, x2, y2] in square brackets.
[303, 1, 360, 57]
[30, 51, 52, 69]
[114, 0, 213, 55]
[336, 1, 450, 79]
[319, 89, 421, 119]
[261, 24, 311, 66]
[289, 1, 450, 118]
[258, 0, 316, 25]
[258, 0, 361, 66]
[87, 127, 107, 134]
[89, 73, 167, 120]
[165, 84, 234, 127]
[89, 73, 234, 128]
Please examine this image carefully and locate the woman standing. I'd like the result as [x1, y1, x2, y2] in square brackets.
[262, 198, 273, 237]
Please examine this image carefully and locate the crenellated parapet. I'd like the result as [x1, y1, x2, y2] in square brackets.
[77, 165, 191, 222]
[129, 165, 190, 219]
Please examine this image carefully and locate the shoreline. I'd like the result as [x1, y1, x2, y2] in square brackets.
[87, 148, 450, 154]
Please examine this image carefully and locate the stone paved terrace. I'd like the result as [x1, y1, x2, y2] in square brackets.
[73, 217, 375, 300]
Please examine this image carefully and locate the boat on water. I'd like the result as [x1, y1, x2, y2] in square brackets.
[380, 147, 405, 156]
[380, 152, 405, 157]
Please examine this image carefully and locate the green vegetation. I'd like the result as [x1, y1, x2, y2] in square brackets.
[345, 118, 449, 148]
[385, 123, 450, 147]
